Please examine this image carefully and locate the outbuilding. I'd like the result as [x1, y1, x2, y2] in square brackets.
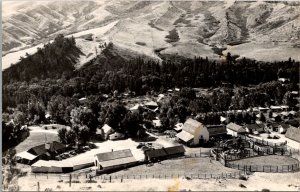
[144, 145, 185, 161]
[226, 123, 246, 137]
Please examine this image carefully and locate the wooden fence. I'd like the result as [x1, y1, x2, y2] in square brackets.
[31, 171, 243, 181]
[226, 162, 299, 173]
[96, 171, 243, 181]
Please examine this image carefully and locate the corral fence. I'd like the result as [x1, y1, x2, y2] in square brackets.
[95, 171, 243, 181]
[226, 162, 300, 173]
[29, 171, 243, 182]
[239, 135, 287, 147]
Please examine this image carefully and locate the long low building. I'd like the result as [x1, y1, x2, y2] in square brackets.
[31, 158, 94, 173]
[144, 145, 185, 161]
[94, 149, 138, 172]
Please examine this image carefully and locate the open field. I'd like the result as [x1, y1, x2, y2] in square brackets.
[224, 42, 300, 62]
[107, 157, 236, 177]
[16, 171, 300, 191]
[232, 155, 299, 166]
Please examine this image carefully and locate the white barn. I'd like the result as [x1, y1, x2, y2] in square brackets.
[176, 118, 209, 146]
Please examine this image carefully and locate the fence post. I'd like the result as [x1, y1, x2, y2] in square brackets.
[263, 166, 264, 172]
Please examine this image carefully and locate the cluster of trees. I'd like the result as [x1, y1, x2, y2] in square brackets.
[3, 34, 82, 83]
[2, 111, 29, 151]
[2, 35, 299, 144]
[157, 85, 297, 129]
[57, 101, 145, 145]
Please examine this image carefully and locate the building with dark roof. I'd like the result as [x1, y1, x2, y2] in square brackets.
[206, 125, 227, 137]
[27, 141, 67, 160]
[144, 145, 185, 161]
[243, 124, 265, 134]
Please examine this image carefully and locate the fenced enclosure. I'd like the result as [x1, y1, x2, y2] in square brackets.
[227, 162, 299, 173]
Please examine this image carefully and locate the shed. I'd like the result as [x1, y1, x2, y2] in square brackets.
[130, 104, 142, 112]
[16, 151, 38, 165]
[206, 125, 227, 137]
[226, 123, 246, 137]
[28, 141, 66, 157]
[152, 119, 162, 128]
[102, 124, 115, 140]
[78, 97, 87, 104]
[144, 101, 158, 110]
[243, 124, 265, 134]
[145, 145, 185, 161]
[176, 118, 209, 145]
[94, 149, 137, 171]
[173, 123, 183, 132]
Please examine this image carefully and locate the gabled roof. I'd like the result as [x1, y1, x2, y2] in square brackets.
[16, 151, 37, 161]
[182, 118, 204, 135]
[95, 149, 133, 162]
[176, 131, 194, 142]
[206, 125, 227, 136]
[226, 123, 246, 133]
[95, 149, 137, 168]
[145, 145, 185, 159]
[145, 101, 158, 107]
[174, 123, 183, 131]
[130, 104, 141, 111]
[152, 119, 162, 127]
[243, 124, 264, 132]
[28, 141, 66, 156]
[102, 124, 113, 133]
[285, 127, 300, 143]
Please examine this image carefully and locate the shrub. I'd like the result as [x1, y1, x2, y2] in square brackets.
[44, 188, 53, 192]
[136, 42, 147, 46]
[72, 180, 81, 183]
[239, 183, 246, 188]
[56, 185, 61, 189]
[239, 175, 248, 181]
[165, 29, 179, 43]
[85, 180, 97, 183]
[262, 189, 270, 192]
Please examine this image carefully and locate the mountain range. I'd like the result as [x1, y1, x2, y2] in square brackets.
[2, 0, 300, 70]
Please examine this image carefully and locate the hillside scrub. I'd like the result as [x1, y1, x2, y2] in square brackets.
[165, 29, 179, 43]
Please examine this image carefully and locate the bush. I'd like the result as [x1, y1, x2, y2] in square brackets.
[239, 183, 246, 188]
[72, 180, 81, 183]
[44, 188, 53, 192]
[136, 42, 146, 46]
[56, 185, 61, 189]
[262, 189, 270, 192]
[239, 175, 248, 181]
[85, 180, 97, 183]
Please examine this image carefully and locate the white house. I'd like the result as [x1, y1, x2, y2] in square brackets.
[226, 122, 246, 137]
[102, 124, 115, 140]
[176, 118, 209, 146]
